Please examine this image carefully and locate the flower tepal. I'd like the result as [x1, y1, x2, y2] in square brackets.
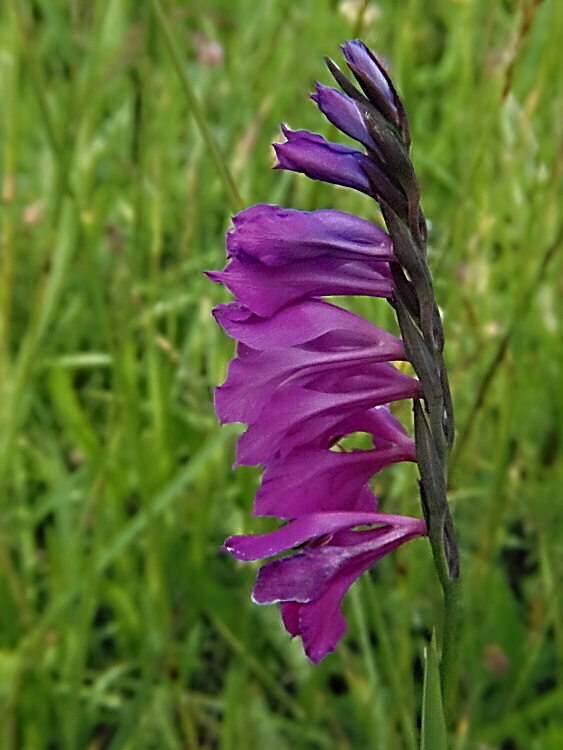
[208, 40, 441, 663]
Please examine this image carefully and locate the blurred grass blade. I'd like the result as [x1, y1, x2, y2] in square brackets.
[149, 0, 244, 213]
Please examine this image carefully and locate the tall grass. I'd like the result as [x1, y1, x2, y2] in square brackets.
[0, 0, 561, 748]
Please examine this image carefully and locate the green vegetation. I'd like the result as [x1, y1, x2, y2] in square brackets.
[0, 0, 561, 747]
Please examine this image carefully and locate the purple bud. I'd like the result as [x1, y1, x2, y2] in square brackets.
[274, 126, 373, 194]
[311, 83, 377, 150]
[342, 40, 395, 110]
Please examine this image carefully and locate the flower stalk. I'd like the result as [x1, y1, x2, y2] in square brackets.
[324, 40, 462, 704]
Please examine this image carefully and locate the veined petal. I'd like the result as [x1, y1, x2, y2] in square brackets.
[279, 536, 408, 664]
[207, 255, 393, 316]
[254, 442, 415, 519]
[214, 321, 405, 425]
[274, 127, 373, 194]
[243, 514, 426, 663]
[289, 404, 415, 462]
[227, 203, 393, 266]
[212, 299, 396, 351]
[215, 345, 403, 425]
[235, 363, 421, 465]
[332, 403, 417, 452]
[226, 510, 425, 561]
[280, 571, 352, 663]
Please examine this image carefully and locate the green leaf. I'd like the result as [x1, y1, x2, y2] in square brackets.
[420, 631, 448, 750]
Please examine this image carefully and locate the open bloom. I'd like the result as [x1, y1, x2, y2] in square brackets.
[226, 511, 425, 664]
[253, 405, 417, 519]
[208, 40, 430, 662]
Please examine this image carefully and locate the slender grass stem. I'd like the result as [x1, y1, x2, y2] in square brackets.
[149, 0, 244, 213]
[362, 581, 418, 750]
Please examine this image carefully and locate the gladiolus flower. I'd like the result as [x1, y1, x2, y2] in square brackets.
[226, 511, 426, 664]
[207, 39, 455, 662]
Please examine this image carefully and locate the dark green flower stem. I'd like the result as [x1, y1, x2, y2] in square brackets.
[427, 526, 464, 720]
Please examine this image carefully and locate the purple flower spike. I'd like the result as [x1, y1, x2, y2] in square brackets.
[274, 127, 373, 194]
[227, 511, 426, 663]
[207, 40, 456, 662]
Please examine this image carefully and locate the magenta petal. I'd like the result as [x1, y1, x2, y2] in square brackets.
[290, 562, 361, 663]
[250, 519, 426, 663]
[288, 534, 400, 664]
[274, 127, 373, 194]
[254, 444, 415, 518]
[214, 324, 405, 425]
[212, 300, 407, 427]
[295, 595, 347, 663]
[208, 255, 393, 316]
[226, 510, 425, 562]
[212, 299, 395, 351]
[215, 344, 404, 425]
[226, 510, 411, 561]
[331, 404, 417, 455]
[235, 364, 420, 465]
[280, 601, 301, 637]
[227, 204, 393, 266]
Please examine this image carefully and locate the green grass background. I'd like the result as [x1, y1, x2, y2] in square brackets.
[0, 0, 561, 748]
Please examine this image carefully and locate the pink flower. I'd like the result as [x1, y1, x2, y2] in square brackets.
[227, 511, 426, 663]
